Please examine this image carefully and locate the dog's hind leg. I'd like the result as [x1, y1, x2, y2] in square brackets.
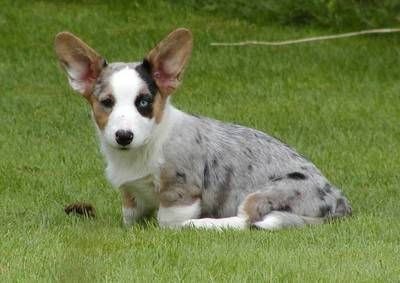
[157, 170, 247, 229]
[157, 167, 205, 228]
[182, 216, 248, 230]
[182, 181, 351, 230]
[239, 186, 350, 230]
[179, 186, 323, 231]
[179, 190, 314, 230]
[157, 191, 248, 229]
[157, 198, 202, 228]
[180, 212, 317, 230]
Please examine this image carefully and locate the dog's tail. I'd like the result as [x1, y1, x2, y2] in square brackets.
[251, 211, 324, 230]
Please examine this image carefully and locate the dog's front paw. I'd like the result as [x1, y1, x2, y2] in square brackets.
[122, 207, 136, 226]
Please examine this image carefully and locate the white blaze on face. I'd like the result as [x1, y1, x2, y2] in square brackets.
[103, 67, 156, 149]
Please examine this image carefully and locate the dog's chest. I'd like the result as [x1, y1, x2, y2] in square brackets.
[105, 147, 164, 187]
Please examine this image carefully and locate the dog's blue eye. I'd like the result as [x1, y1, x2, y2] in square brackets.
[138, 99, 149, 108]
[135, 95, 153, 118]
[101, 98, 114, 108]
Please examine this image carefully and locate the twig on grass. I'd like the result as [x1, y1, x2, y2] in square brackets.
[210, 28, 400, 47]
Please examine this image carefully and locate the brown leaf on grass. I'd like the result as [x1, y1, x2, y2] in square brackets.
[64, 202, 96, 218]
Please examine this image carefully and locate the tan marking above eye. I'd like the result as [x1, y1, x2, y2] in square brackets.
[98, 91, 113, 100]
[139, 85, 150, 94]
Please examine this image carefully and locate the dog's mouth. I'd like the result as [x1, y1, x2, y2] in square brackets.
[109, 142, 134, 151]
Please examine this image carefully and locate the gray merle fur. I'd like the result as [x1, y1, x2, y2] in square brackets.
[163, 114, 352, 219]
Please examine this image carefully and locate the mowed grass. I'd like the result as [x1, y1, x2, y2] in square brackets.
[1, 1, 399, 282]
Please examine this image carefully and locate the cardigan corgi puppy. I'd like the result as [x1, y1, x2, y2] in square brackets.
[55, 28, 351, 230]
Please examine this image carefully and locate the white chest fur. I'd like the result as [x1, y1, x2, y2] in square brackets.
[104, 144, 163, 188]
[104, 150, 162, 217]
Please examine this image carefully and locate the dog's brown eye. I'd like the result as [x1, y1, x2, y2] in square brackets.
[101, 98, 114, 108]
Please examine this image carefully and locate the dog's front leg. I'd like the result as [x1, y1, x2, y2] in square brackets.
[119, 177, 159, 226]
[121, 190, 137, 226]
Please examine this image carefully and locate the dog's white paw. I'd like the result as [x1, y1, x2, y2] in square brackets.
[183, 217, 247, 230]
[122, 207, 135, 226]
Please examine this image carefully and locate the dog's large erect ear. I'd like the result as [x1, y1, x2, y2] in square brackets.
[145, 28, 193, 96]
[54, 32, 106, 96]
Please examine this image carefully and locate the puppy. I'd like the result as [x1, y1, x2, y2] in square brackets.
[55, 28, 351, 230]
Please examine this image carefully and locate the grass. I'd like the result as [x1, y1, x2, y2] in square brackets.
[1, 0, 399, 282]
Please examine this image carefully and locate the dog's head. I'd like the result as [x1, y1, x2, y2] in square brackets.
[54, 29, 192, 150]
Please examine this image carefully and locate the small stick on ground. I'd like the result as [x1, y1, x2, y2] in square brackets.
[210, 28, 400, 47]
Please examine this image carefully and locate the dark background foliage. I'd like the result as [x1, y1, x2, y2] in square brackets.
[180, 0, 400, 29]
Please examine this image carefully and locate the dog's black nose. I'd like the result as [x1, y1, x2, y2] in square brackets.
[115, 130, 134, 146]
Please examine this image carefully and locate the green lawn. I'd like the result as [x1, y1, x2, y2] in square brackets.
[1, 1, 399, 282]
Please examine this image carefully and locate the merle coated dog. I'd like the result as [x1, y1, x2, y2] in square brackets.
[55, 28, 351, 230]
